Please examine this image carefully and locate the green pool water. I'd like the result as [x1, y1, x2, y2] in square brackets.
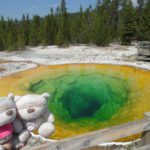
[28, 72, 129, 124]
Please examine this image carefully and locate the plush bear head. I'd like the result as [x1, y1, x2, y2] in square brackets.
[13, 93, 49, 120]
[0, 95, 16, 127]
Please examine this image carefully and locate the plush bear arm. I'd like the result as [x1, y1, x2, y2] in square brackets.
[13, 138, 26, 149]
[18, 130, 30, 143]
[38, 122, 55, 138]
[24, 117, 44, 131]
[43, 109, 54, 123]
[13, 118, 23, 134]
[24, 122, 36, 132]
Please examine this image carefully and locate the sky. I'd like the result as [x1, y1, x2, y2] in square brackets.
[0, 0, 137, 19]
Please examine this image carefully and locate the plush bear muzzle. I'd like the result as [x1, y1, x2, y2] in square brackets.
[6, 110, 13, 116]
[27, 108, 35, 113]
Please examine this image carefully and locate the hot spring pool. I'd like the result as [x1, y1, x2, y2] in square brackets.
[0, 64, 150, 140]
[29, 72, 128, 122]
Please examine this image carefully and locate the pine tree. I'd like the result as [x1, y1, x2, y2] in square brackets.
[42, 15, 51, 45]
[92, 0, 110, 46]
[17, 33, 25, 49]
[0, 36, 4, 51]
[56, 0, 70, 47]
[56, 17, 64, 46]
[70, 5, 84, 44]
[119, 0, 137, 45]
[70, 15, 79, 44]
[17, 15, 26, 49]
[42, 8, 56, 45]
[110, 0, 120, 40]
[96, 0, 102, 9]
[7, 19, 18, 50]
[29, 15, 41, 46]
[0, 16, 9, 50]
[24, 14, 30, 45]
[92, 15, 110, 46]
[17, 29, 25, 49]
[76, 5, 84, 43]
[137, 0, 145, 13]
[0, 16, 5, 50]
[137, 0, 150, 41]
[61, 0, 67, 15]
[82, 7, 93, 43]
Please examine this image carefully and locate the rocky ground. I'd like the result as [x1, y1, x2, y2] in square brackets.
[0, 45, 150, 78]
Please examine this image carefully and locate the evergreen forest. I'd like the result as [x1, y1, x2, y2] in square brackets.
[0, 0, 150, 51]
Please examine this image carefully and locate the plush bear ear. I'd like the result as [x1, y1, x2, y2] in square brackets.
[14, 96, 21, 103]
[8, 93, 14, 100]
[8, 93, 21, 103]
[41, 93, 50, 101]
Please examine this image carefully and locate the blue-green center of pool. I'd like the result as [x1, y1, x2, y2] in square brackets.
[28, 72, 129, 123]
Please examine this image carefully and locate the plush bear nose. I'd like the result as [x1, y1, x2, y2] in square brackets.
[6, 110, 13, 116]
[27, 108, 35, 113]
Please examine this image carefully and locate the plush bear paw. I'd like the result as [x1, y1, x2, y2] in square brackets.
[13, 138, 25, 149]
[38, 122, 55, 138]
[18, 130, 31, 143]
[15, 142, 26, 149]
[25, 122, 36, 131]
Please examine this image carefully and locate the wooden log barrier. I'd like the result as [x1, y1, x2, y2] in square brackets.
[23, 112, 150, 150]
[142, 112, 150, 146]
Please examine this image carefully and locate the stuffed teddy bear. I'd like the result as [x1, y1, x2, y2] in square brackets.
[0, 95, 30, 150]
[12, 93, 55, 139]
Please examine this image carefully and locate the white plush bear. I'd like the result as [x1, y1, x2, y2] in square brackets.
[13, 93, 55, 139]
[0, 95, 30, 150]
